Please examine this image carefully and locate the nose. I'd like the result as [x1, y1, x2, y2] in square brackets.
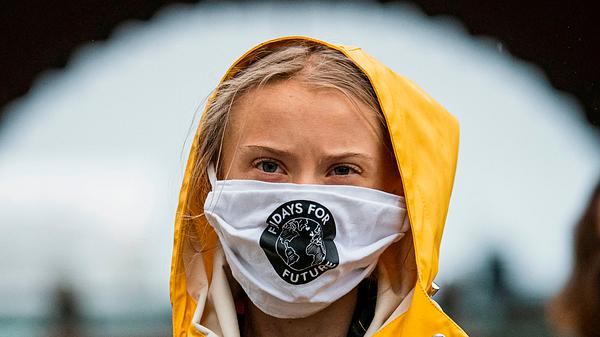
[292, 171, 323, 185]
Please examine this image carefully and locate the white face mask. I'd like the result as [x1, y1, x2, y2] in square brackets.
[203, 165, 409, 319]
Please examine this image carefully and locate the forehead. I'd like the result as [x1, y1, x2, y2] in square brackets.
[227, 80, 384, 149]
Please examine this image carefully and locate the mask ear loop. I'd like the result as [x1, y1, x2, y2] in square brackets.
[205, 162, 222, 214]
[207, 163, 217, 189]
[205, 162, 232, 220]
[393, 212, 411, 243]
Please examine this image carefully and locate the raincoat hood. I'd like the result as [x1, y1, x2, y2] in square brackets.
[170, 36, 466, 337]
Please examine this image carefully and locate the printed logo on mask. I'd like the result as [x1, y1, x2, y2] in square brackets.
[260, 200, 339, 284]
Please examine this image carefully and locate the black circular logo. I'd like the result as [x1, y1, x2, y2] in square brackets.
[259, 200, 339, 284]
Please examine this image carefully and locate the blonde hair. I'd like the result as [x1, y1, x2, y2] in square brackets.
[185, 40, 387, 244]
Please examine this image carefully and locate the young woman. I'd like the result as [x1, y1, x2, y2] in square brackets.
[170, 36, 467, 337]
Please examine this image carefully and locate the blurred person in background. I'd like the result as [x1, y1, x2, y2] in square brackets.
[170, 36, 468, 337]
[50, 285, 85, 337]
[549, 178, 600, 337]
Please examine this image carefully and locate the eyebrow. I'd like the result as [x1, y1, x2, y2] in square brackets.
[241, 145, 374, 162]
[240, 145, 293, 162]
[321, 152, 374, 163]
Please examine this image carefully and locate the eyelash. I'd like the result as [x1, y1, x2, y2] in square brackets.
[327, 164, 361, 176]
[252, 158, 286, 174]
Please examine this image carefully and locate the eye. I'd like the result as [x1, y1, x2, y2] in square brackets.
[329, 164, 360, 176]
[260, 161, 279, 173]
[253, 158, 284, 174]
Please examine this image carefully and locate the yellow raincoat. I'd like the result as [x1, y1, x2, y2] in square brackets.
[170, 36, 468, 337]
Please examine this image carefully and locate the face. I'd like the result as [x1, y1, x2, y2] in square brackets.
[219, 79, 403, 195]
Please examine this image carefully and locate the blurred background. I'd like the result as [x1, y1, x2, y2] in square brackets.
[1, 1, 599, 336]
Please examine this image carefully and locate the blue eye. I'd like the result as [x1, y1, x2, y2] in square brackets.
[332, 165, 352, 176]
[259, 161, 279, 173]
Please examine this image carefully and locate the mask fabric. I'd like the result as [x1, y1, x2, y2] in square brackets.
[203, 164, 409, 319]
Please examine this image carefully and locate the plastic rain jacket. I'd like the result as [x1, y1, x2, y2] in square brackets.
[170, 36, 468, 337]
